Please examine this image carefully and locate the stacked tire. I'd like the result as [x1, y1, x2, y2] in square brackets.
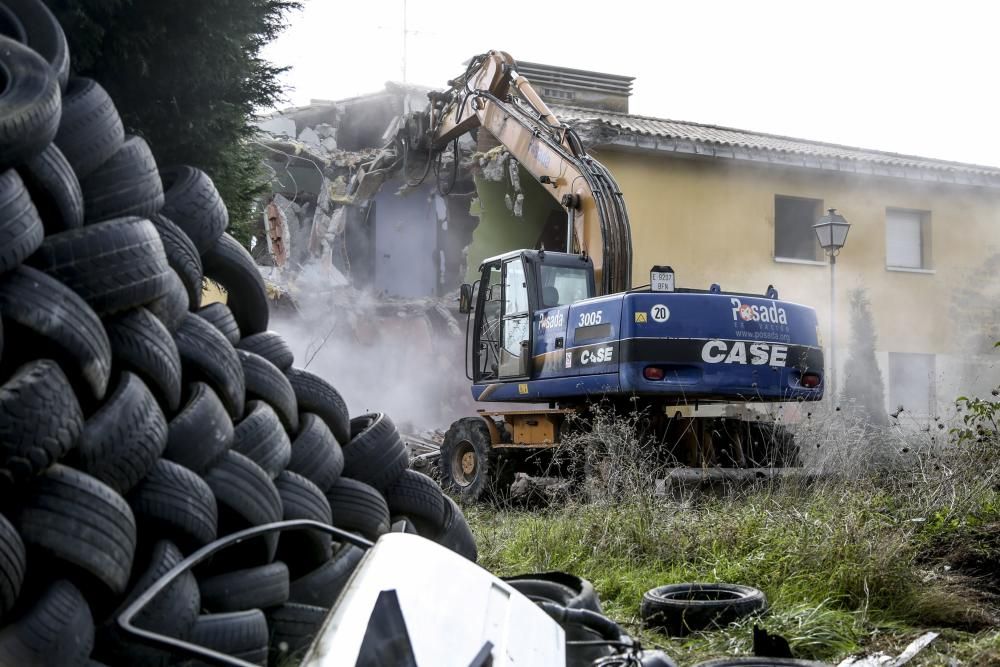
[0, 2, 475, 664]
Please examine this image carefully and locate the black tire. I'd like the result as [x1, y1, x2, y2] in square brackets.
[692, 660, 828, 667]
[237, 331, 294, 372]
[196, 302, 240, 345]
[95, 540, 201, 667]
[440, 417, 509, 502]
[184, 610, 269, 667]
[285, 368, 349, 445]
[147, 268, 189, 333]
[202, 233, 269, 336]
[12, 465, 136, 595]
[173, 312, 245, 419]
[0, 0, 70, 89]
[0, 514, 25, 622]
[287, 413, 344, 493]
[384, 469, 446, 533]
[103, 306, 182, 412]
[0, 265, 112, 400]
[0, 169, 43, 273]
[287, 542, 364, 608]
[504, 573, 602, 614]
[203, 451, 282, 568]
[0, 35, 60, 170]
[240, 350, 298, 433]
[0, 360, 82, 487]
[275, 471, 333, 576]
[640, 583, 768, 636]
[127, 459, 218, 554]
[28, 216, 172, 316]
[232, 401, 291, 479]
[150, 213, 203, 308]
[323, 476, 389, 541]
[71, 371, 167, 495]
[343, 413, 408, 493]
[434, 495, 477, 562]
[164, 382, 232, 474]
[267, 603, 328, 667]
[80, 135, 163, 223]
[0, 580, 93, 667]
[55, 77, 124, 179]
[159, 165, 228, 255]
[199, 562, 290, 613]
[17, 142, 83, 233]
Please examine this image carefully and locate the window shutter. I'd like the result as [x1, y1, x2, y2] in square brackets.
[886, 209, 922, 268]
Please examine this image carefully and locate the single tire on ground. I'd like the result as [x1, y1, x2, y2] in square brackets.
[0, 35, 60, 170]
[232, 401, 291, 479]
[79, 135, 163, 223]
[440, 417, 511, 502]
[28, 216, 172, 316]
[0, 265, 112, 400]
[18, 142, 83, 233]
[287, 542, 364, 609]
[434, 495, 477, 563]
[173, 313, 245, 419]
[274, 470, 333, 576]
[164, 382, 233, 474]
[127, 459, 218, 554]
[185, 610, 269, 667]
[12, 465, 137, 595]
[0, 0, 70, 89]
[54, 77, 124, 179]
[0, 580, 93, 667]
[323, 476, 389, 541]
[0, 514, 25, 622]
[239, 350, 298, 433]
[0, 169, 43, 274]
[146, 268, 189, 334]
[201, 233, 269, 336]
[237, 331, 294, 372]
[343, 413, 408, 493]
[103, 306, 182, 412]
[285, 368, 349, 444]
[196, 302, 240, 345]
[287, 413, 344, 493]
[0, 360, 82, 487]
[199, 562, 289, 613]
[159, 165, 228, 255]
[384, 469, 446, 529]
[150, 213, 203, 308]
[267, 603, 328, 667]
[640, 583, 768, 636]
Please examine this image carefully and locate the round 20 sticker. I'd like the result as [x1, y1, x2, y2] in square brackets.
[650, 304, 670, 322]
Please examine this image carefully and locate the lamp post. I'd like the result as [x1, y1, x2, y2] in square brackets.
[812, 208, 851, 401]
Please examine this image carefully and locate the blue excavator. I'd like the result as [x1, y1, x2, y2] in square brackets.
[394, 52, 824, 499]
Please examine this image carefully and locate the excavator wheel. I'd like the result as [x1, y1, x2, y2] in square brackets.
[440, 417, 510, 502]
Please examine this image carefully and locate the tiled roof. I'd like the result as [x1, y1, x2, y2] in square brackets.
[551, 105, 1000, 188]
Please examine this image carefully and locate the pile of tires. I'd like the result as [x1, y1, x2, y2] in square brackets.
[0, 2, 474, 664]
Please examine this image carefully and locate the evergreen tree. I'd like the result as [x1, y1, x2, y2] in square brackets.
[840, 287, 889, 425]
[47, 0, 300, 244]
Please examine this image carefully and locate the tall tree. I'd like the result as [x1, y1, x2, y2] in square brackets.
[840, 287, 889, 426]
[47, 0, 300, 244]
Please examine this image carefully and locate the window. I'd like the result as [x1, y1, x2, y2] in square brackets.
[540, 265, 592, 307]
[500, 258, 530, 378]
[889, 352, 936, 416]
[886, 208, 930, 269]
[774, 195, 823, 261]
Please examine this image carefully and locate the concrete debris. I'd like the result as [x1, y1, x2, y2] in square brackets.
[513, 193, 524, 218]
[478, 148, 509, 181]
[836, 632, 940, 667]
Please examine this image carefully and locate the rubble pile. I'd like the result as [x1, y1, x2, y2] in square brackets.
[0, 3, 475, 665]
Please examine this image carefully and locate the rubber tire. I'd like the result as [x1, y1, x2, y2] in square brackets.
[267, 603, 328, 667]
[150, 213, 203, 308]
[184, 610, 269, 667]
[0, 169, 43, 273]
[96, 540, 200, 667]
[28, 216, 172, 316]
[18, 142, 83, 233]
[274, 471, 333, 576]
[0, 265, 112, 400]
[147, 269, 189, 333]
[0, 360, 82, 487]
[12, 465, 137, 595]
[199, 562, 290, 613]
[203, 451, 282, 569]
[503, 572, 602, 614]
[440, 417, 506, 502]
[232, 401, 291, 479]
[0, 514, 25, 622]
[196, 302, 240, 345]
[54, 77, 124, 179]
[237, 331, 294, 371]
[80, 135, 163, 223]
[71, 371, 167, 495]
[0, 580, 93, 667]
[164, 382, 232, 474]
[127, 459, 218, 554]
[0, 0, 70, 89]
[384, 469, 446, 530]
[434, 495, 477, 562]
[173, 312, 245, 419]
[239, 350, 298, 433]
[285, 368, 349, 444]
[103, 306, 182, 412]
[342, 413, 408, 493]
[287, 542, 364, 608]
[159, 165, 228, 255]
[323, 477, 389, 541]
[0, 35, 60, 170]
[640, 583, 768, 636]
[287, 413, 344, 493]
[202, 233, 269, 336]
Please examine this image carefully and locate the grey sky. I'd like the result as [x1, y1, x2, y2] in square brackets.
[262, 0, 1000, 167]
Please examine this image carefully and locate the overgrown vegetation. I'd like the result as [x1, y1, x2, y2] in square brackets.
[468, 380, 1000, 665]
[840, 287, 889, 426]
[47, 0, 300, 244]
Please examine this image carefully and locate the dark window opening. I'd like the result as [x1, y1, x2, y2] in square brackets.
[774, 195, 823, 261]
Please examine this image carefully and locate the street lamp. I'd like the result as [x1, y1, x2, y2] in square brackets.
[813, 208, 850, 401]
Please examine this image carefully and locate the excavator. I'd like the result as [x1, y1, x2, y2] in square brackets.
[383, 52, 825, 500]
